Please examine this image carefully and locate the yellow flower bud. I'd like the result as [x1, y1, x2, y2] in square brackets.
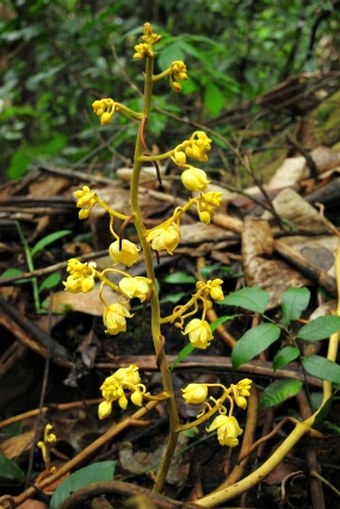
[182, 383, 208, 404]
[206, 415, 243, 447]
[181, 167, 210, 192]
[100, 111, 114, 125]
[209, 279, 224, 301]
[235, 396, 248, 409]
[171, 81, 182, 92]
[184, 318, 213, 349]
[173, 150, 187, 166]
[103, 303, 132, 335]
[198, 210, 211, 224]
[118, 394, 128, 410]
[130, 388, 143, 407]
[109, 239, 139, 267]
[98, 400, 112, 420]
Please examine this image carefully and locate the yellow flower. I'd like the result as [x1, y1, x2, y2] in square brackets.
[63, 258, 95, 293]
[73, 185, 96, 219]
[184, 318, 213, 349]
[209, 279, 224, 301]
[182, 383, 208, 404]
[109, 239, 139, 267]
[92, 98, 116, 125]
[114, 364, 141, 386]
[146, 222, 180, 255]
[181, 167, 210, 192]
[185, 131, 212, 163]
[119, 276, 152, 302]
[206, 415, 243, 447]
[98, 365, 143, 419]
[103, 303, 132, 335]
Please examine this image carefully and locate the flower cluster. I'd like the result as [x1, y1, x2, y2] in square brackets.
[173, 131, 212, 166]
[197, 191, 222, 224]
[98, 365, 147, 419]
[133, 22, 161, 59]
[74, 185, 97, 219]
[181, 379, 252, 447]
[169, 60, 188, 92]
[92, 98, 116, 125]
[63, 258, 96, 293]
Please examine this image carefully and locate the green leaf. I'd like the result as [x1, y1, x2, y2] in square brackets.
[204, 82, 226, 116]
[297, 316, 340, 341]
[160, 291, 186, 304]
[157, 42, 185, 69]
[1, 268, 24, 279]
[38, 273, 62, 293]
[7, 150, 31, 179]
[221, 287, 269, 314]
[210, 314, 238, 332]
[0, 452, 25, 481]
[273, 345, 300, 370]
[232, 323, 280, 369]
[259, 379, 303, 408]
[302, 355, 340, 384]
[50, 461, 116, 509]
[281, 287, 310, 325]
[31, 230, 71, 257]
[163, 272, 196, 284]
[170, 343, 195, 371]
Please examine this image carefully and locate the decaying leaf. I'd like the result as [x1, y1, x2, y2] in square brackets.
[242, 217, 309, 309]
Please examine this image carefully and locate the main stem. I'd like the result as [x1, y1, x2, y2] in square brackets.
[130, 56, 179, 493]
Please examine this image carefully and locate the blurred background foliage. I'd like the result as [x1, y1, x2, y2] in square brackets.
[0, 0, 339, 182]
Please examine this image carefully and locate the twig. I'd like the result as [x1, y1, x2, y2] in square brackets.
[0, 399, 101, 430]
[95, 355, 323, 387]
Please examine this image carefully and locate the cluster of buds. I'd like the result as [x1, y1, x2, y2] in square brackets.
[92, 98, 116, 126]
[98, 365, 149, 419]
[168, 60, 188, 91]
[164, 278, 224, 350]
[173, 131, 212, 165]
[181, 379, 252, 447]
[63, 258, 96, 293]
[133, 22, 162, 59]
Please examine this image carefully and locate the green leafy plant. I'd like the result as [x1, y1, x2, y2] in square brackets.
[216, 286, 340, 407]
[0, 222, 70, 312]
